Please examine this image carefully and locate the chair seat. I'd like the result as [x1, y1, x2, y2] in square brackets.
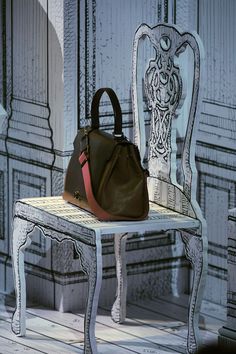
[12, 194, 203, 354]
[15, 196, 200, 240]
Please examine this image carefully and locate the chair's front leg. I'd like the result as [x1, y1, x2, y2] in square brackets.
[111, 233, 128, 324]
[75, 231, 102, 354]
[11, 217, 34, 336]
[181, 231, 208, 354]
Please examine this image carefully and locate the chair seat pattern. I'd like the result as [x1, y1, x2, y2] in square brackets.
[15, 196, 200, 238]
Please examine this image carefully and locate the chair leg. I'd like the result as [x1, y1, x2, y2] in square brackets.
[181, 230, 208, 354]
[11, 217, 34, 336]
[74, 232, 102, 354]
[111, 233, 128, 324]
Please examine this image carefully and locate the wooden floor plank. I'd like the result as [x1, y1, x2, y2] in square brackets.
[0, 318, 83, 353]
[118, 303, 218, 344]
[27, 315, 84, 344]
[0, 334, 44, 354]
[144, 295, 225, 333]
[158, 294, 226, 321]
[130, 298, 188, 323]
[78, 309, 187, 353]
[26, 307, 137, 353]
[124, 303, 184, 329]
[96, 342, 138, 354]
[0, 293, 224, 354]
[27, 306, 186, 353]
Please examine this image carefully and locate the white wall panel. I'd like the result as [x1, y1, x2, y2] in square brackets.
[12, 0, 48, 103]
[199, 0, 236, 106]
[197, 0, 236, 308]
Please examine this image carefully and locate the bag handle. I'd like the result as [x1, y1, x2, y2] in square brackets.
[91, 88, 123, 137]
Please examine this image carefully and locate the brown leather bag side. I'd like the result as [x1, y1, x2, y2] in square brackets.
[63, 87, 149, 220]
[96, 142, 149, 219]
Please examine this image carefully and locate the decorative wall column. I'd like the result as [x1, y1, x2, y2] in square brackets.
[1, 0, 79, 308]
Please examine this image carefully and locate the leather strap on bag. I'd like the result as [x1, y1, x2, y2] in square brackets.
[91, 87, 123, 136]
[79, 151, 112, 220]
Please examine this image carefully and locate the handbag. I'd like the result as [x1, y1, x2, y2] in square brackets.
[63, 87, 149, 221]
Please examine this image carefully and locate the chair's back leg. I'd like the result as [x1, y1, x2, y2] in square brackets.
[181, 231, 208, 353]
[111, 233, 128, 324]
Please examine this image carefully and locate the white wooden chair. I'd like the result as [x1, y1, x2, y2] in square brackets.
[11, 23, 207, 354]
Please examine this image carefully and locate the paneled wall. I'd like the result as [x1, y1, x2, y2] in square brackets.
[197, 0, 236, 306]
[0, 0, 235, 314]
[2, 0, 63, 306]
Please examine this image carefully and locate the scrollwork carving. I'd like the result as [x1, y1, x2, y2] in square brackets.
[145, 48, 182, 167]
[145, 39, 182, 180]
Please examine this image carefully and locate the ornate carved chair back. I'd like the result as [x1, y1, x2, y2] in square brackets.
[132, 23, 205, 226]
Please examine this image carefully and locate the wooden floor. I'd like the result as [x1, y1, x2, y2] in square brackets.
[0, 293, 225, 353]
